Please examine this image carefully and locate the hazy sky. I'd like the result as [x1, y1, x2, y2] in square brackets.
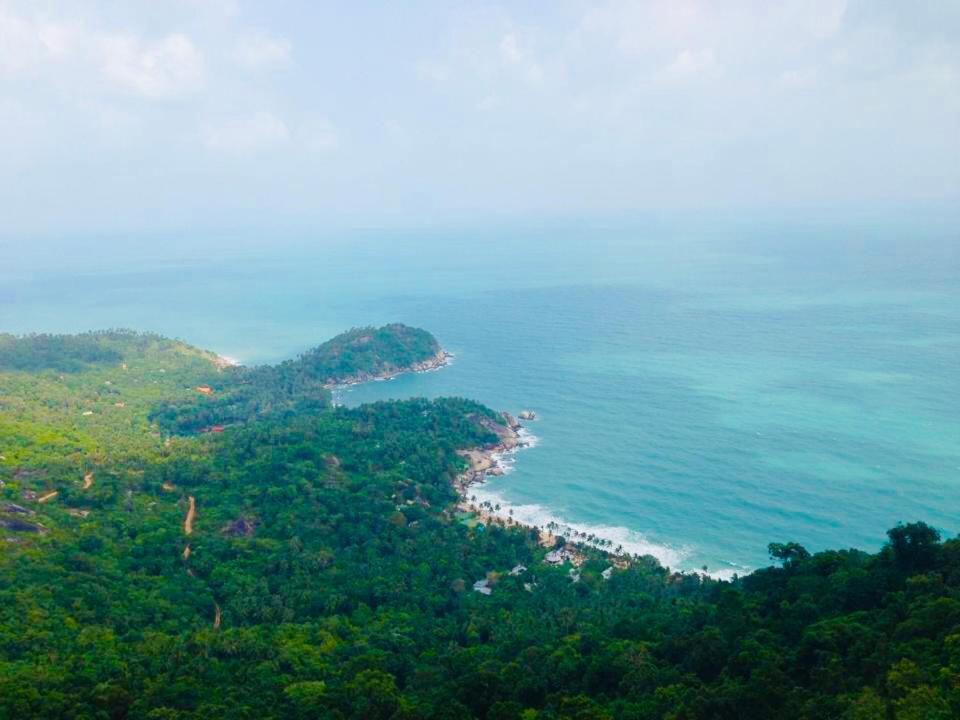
[1, 0, 958, 234]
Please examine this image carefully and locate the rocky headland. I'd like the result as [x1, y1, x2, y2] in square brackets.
[323, 348, 452, 389]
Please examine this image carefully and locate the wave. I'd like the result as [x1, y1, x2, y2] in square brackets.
[486, 427, 540, 477]
[467, 483, 691, 570]
[467, 453, 755, 580]
[419, 351, 454, 373]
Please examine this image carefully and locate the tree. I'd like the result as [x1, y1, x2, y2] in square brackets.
[886, 522, 941, 572]
[284, 681, 327, 719]
[768, 541, 811, 565]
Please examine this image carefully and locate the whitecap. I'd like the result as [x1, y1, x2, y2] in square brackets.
[466, 485, 690, 570]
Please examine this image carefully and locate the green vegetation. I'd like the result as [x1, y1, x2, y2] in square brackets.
[148, 323, 443, 435]
[296, 323, 442, 385]
[1, 330, 959, 719]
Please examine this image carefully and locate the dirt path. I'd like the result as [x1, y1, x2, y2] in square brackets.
[184, 496, 196, 536]
[82, 472, 93, 490]
[161, 482, 176, 492]
[182, 544, 191, 560]
[213, 602, 222, 630]
[37, 491, 59, 503]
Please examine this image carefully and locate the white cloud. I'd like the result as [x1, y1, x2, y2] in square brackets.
[660, 48, 720, 81]
[98, 33, 204, 99]
[499, 33, 523, 64]
[0, 9, 78, 73]
[233, 32, 292, 70]
[498, 31, 543, 84]
[300, 114, 339, 152]
[202, 111, 290, 152]
[0, 7, 203, 100]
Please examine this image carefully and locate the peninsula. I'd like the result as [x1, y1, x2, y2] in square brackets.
[0, 328, 956, 720]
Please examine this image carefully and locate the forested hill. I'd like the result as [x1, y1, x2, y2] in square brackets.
[1, 331, 959, 719]
[148, 323, 446, 434]
[295, 323, 446, 386]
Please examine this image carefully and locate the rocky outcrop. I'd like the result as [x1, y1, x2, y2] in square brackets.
[323, 349, 452, 389]
[221, 517, 257, 538]
[0, 517, 45, 533]
[1, 503, 33, 515]
[453, 413, 533, 494]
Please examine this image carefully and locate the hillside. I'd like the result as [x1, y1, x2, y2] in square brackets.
[296, 323, 447, 386]
[146, 324, 446, 435]
[1, 331, 959, 719]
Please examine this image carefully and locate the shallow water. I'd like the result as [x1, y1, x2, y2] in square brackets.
[4, 222, 959, 575]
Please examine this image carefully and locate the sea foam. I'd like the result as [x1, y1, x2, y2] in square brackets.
[468, 483, 691, 570]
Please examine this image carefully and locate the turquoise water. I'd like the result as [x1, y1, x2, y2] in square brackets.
[3, 223, 959, 575]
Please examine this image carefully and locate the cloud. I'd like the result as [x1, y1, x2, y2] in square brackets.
[498, 31, 543, 84]
[659, 48, 720, 81]
[499, 33, 523, 64]
[232, 32, 292, 70]
[202, 111, 290, 152]
[98, 33, 204, 99]
[0, 9, 78, 73]
[0, 0, 956, 232]
[300, 114, 339, 152]
[0, 7, 203, 100]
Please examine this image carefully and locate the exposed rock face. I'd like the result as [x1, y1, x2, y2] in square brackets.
[0, 517, 45, 533]
[221, 517, 257, 538]
[324, 455, 341, 469]
[1, 503, 33, 515]
[453, 413, 533, 495]
[518, 410, 537, 421]
[475, 414, 522, 450]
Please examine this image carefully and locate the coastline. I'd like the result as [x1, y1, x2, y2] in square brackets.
[206, 347, 737, 579]
[453, 414, 576, 554]
[452, 415, 738, 579]
[325, 348, 453, 390]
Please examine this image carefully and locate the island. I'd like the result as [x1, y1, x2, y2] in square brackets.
[0, 328, 956, 719]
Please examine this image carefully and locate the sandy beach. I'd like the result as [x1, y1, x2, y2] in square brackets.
[452, 413, 562, 549]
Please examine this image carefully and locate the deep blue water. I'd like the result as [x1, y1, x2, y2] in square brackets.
[3, 223, 959, 575]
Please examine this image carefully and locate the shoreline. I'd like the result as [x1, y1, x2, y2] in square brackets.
[206, 347, 738, 579]
[451, 415, 738, 579]
[452, 414, 571, 552]
[325, 348, 453, 390]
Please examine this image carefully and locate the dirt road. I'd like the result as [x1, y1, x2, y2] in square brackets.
[184, 496, 196, 535]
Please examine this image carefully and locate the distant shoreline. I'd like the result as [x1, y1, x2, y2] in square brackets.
[324, 348, 452, 390]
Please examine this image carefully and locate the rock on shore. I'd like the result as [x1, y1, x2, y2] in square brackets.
[323, 349, 452, 388]
[454, 411, 532, 493]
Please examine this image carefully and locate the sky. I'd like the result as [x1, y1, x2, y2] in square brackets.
[1, 0, 958, 235]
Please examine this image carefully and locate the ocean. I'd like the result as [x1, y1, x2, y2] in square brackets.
[3, 221, 959, 576]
